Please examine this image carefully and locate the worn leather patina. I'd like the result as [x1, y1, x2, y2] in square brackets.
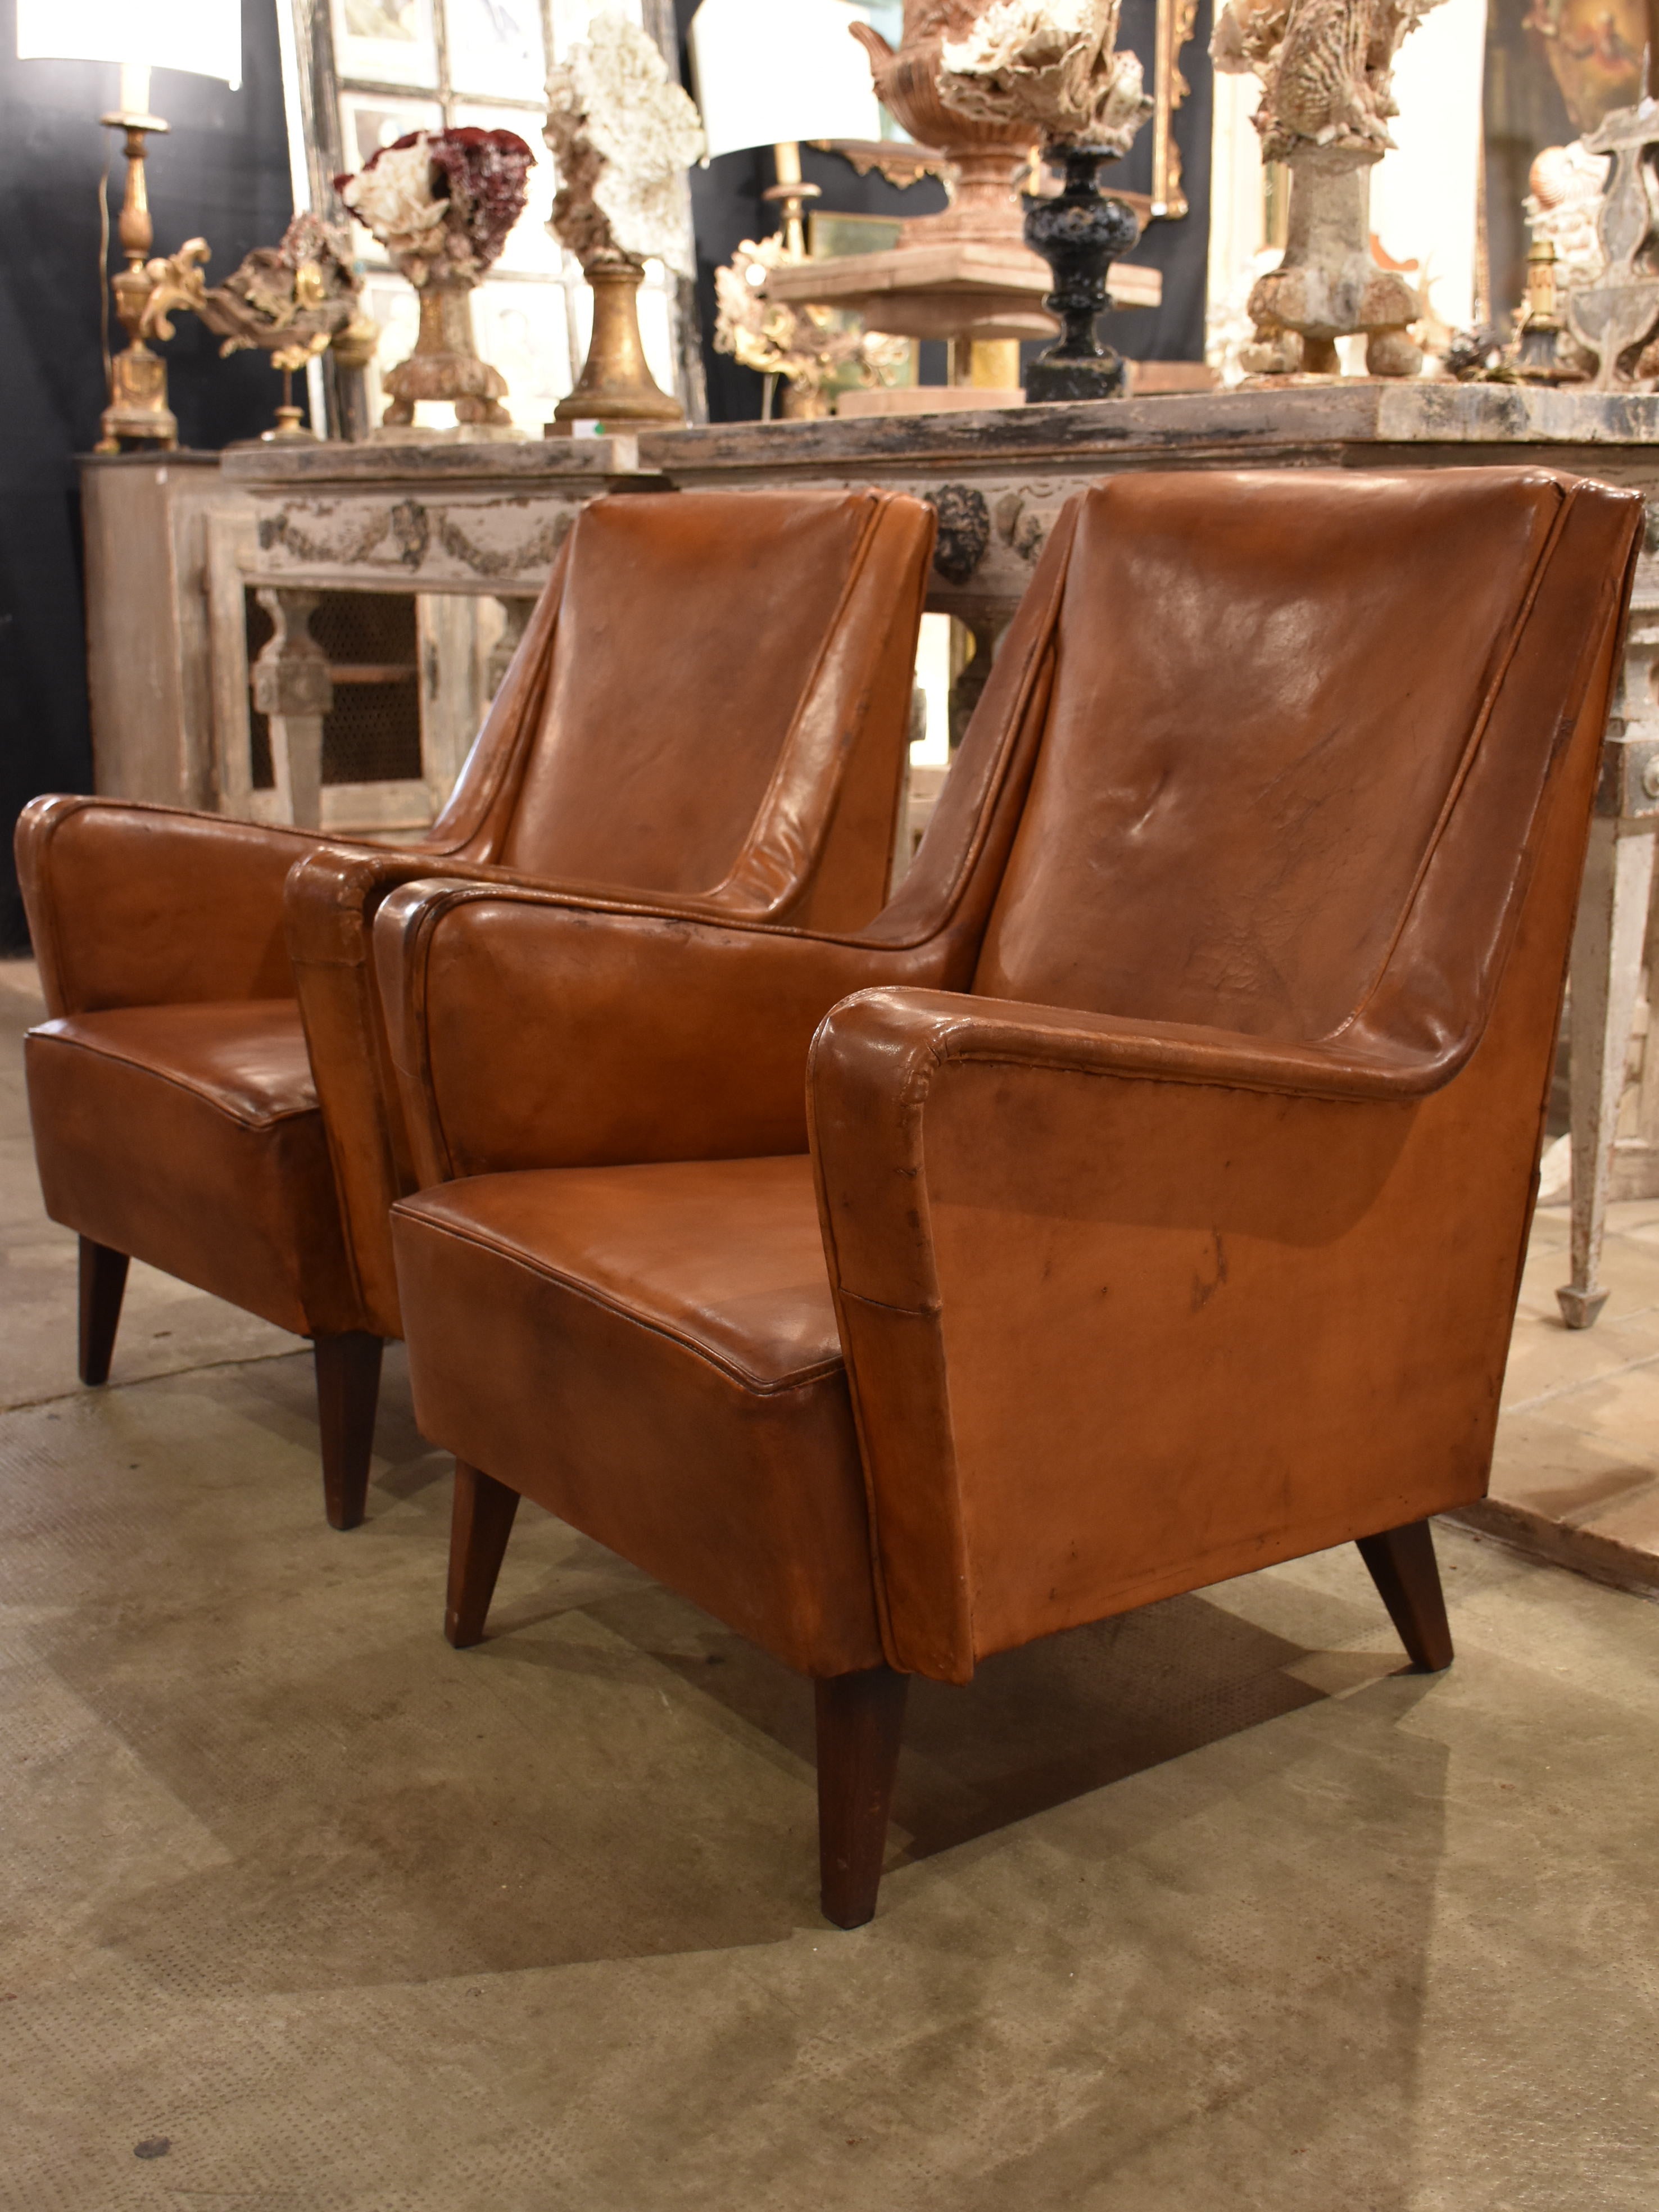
[380, 467, 1642, 1695]
[17, 487, 937, 1508]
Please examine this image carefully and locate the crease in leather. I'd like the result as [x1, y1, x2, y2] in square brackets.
[1327, 481, 1572, 1055]
[28, 1006, 319, 1127]
[392, 1200, 844, 1395]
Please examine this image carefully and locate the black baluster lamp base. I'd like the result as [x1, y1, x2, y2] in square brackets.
[1022, 145, 1142, 404]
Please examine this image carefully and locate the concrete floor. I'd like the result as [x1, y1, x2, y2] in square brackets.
[3, 959, 1657, 2212]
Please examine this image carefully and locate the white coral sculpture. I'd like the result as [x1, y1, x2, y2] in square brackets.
[937, 0, 1153, 154]
[545, 10, 704, 274]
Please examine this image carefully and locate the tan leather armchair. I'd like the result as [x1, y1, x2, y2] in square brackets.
[17, 487, 935, 1528]
[376, 466, 1640, 1928]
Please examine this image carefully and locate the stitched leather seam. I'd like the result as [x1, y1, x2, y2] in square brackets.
[28, 1028, 320, 1129]
[706, 491, 892, 913]
[398, 1208, 846, 1397]
[1333, 480, 1575, 1047]
[940, 1039, 1422, 1102]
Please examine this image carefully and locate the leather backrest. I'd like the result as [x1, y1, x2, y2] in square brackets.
[491, 488, 917, 896]
[972, 469, 1572, 1040]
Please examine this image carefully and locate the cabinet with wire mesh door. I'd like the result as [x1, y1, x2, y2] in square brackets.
[230, 584, 502, 835]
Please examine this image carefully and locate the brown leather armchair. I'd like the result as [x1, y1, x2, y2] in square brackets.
[17, 487, 935, 1527]
[376, 466, 1640, 1928]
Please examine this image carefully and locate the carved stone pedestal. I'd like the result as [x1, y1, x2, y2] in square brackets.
[1246, 149, 1422, 379]
[250, 589, 333, 831]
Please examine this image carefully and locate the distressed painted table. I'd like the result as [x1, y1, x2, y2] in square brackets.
[211, 388, 1659, 1327]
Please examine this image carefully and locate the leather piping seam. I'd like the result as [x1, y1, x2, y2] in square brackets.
[433, 529, 572, 856]
[704, 492, 894, 913]
[388, 519, 1073, 963]
[931, 1037, 1433, 1104]
[396, 1208, 847, 1396]
[1330, 482, 1574, 1048]
[26, 1027, 321, 1130]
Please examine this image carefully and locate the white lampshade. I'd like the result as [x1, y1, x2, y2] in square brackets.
[16, 0, 241, 89]
[689, 0, 882, 161]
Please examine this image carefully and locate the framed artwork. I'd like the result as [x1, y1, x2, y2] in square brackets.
[446, 0, 545, 97]
[807, 212, 918, 401]
[328, 0, 438, 92]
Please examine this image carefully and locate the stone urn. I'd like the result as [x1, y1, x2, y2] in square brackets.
[850, 0, 1037, 250]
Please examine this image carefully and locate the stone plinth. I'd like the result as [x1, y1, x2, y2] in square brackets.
[761, 242, 1162, 345]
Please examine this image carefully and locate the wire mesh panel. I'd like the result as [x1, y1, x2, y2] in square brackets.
[242, 588, 422, 789]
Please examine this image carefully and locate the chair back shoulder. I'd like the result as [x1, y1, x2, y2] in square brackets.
[491, 488, 915, 899]
[971, 468, 1629, 1044]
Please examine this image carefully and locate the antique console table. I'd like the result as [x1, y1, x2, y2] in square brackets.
[174, 386, 1659, 1327]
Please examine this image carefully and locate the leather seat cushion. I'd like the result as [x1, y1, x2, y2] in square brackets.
[392, 1155, 884, 1676]
[25, 1001, 358, 1339]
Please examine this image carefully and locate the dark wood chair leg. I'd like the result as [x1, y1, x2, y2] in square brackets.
[815, 1665, 909, 1930]
[312, 1332, 384, 1531]
[78, 1238, 129, 1386]
[1357, 1519, 1454, 1672]
[445, 1462, 520, 1648]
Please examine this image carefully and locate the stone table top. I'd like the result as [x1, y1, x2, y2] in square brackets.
[185, 385, 1659, 506]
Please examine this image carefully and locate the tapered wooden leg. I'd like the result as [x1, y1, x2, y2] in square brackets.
[1357, 1519, 1454, 1673]
[312, 1332, 383, 1531]
[815, 1665, 909, 1930]
[445, 1462, 520, 1648]
[78, 1239, 129, 1386]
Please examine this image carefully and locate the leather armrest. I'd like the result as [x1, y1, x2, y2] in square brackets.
[808, 987, 1504, 1685]
[16, 795, 331, 1016]
[287, 845, 737, 1332]
[373, 877, 949, 1187]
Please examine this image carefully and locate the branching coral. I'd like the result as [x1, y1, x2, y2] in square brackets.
[545, 10, 704, 274]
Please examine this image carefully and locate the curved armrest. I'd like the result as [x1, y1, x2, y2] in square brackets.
[288, 842, 942, 1329]
[16, 795, 331, 1015]
[374, 877, 951, 1188]
[808, 988, 1524, 1685]
[286, 845, 520, 1335]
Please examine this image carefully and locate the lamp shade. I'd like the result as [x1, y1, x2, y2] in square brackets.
[15, 0, 241, 88]
[688, 0, 882, 160]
